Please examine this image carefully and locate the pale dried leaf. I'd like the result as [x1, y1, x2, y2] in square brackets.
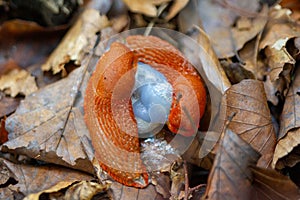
[0, 159, 93, 196]
[165, 0, 189, 21]
[221, 80, 276, 168]
[41, 9, 110, 76]
[0, 69, 37, 97]
[272, 67, 300, 168]
[122, 0, 171, 17]
[204, 129, 260, 200]
[2, 65, 94, 173]
[64, 181, 111, 200]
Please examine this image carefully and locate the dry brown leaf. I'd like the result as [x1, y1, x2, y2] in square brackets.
[272, 67, 300, 168]
[179, 0, 268, 58]
[0, 158, 93, 197]
[250, 166, 300, 199]
[196, 27, 231, 94]
[2, 65, 94, 173]
[41, 9, 110, 76]
[221, 80, 276, 168]
[265, 46, 295, 82]
[259, 5, 300, 49]
[262, 43, 296, 105]
[204, 129, 260, 200]
[165, 0, 189, 21]
[0, 69, 38, 97]
[122, 0, 171, 17]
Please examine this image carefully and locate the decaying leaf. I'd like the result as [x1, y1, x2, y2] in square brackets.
[204, 129, 260, 200]
[221, 80, 276, 168]
[251, 166, 300, 199]
[0, 69, 38, 97]
[272, 67, 300, 169]
[2, 64, 94, 173]
[122, 0, 171, 17]
[0, 158, 93, 197]
[41, 9, 110, 76]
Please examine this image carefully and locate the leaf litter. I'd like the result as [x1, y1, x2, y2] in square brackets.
[1, 0, 300, 199]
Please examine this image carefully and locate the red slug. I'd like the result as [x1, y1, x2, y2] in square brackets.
[84, 35, 206, 188]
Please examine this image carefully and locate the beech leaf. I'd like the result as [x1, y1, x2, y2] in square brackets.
[2, 64, 94, 173]
[204, 129, 260, 200]
[272, 67, 300, 168]
[221, 80, 276, 168]
[0, 158, 93, 196]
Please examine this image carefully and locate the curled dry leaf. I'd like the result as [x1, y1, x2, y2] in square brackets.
[64, 181, 111, 200]
[41, 9, 110, 76]
[0, 158, 93, 197]
[272, 67, 300, 169]
[122, 0, 171, 17]
[204, 129, 260, 200]
[2, 64, 94, 173]
[0, 69, 38, 97]
[221, 80, 276, 168]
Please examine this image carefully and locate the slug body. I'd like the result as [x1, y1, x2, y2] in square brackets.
[84, 36, 206, 188]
